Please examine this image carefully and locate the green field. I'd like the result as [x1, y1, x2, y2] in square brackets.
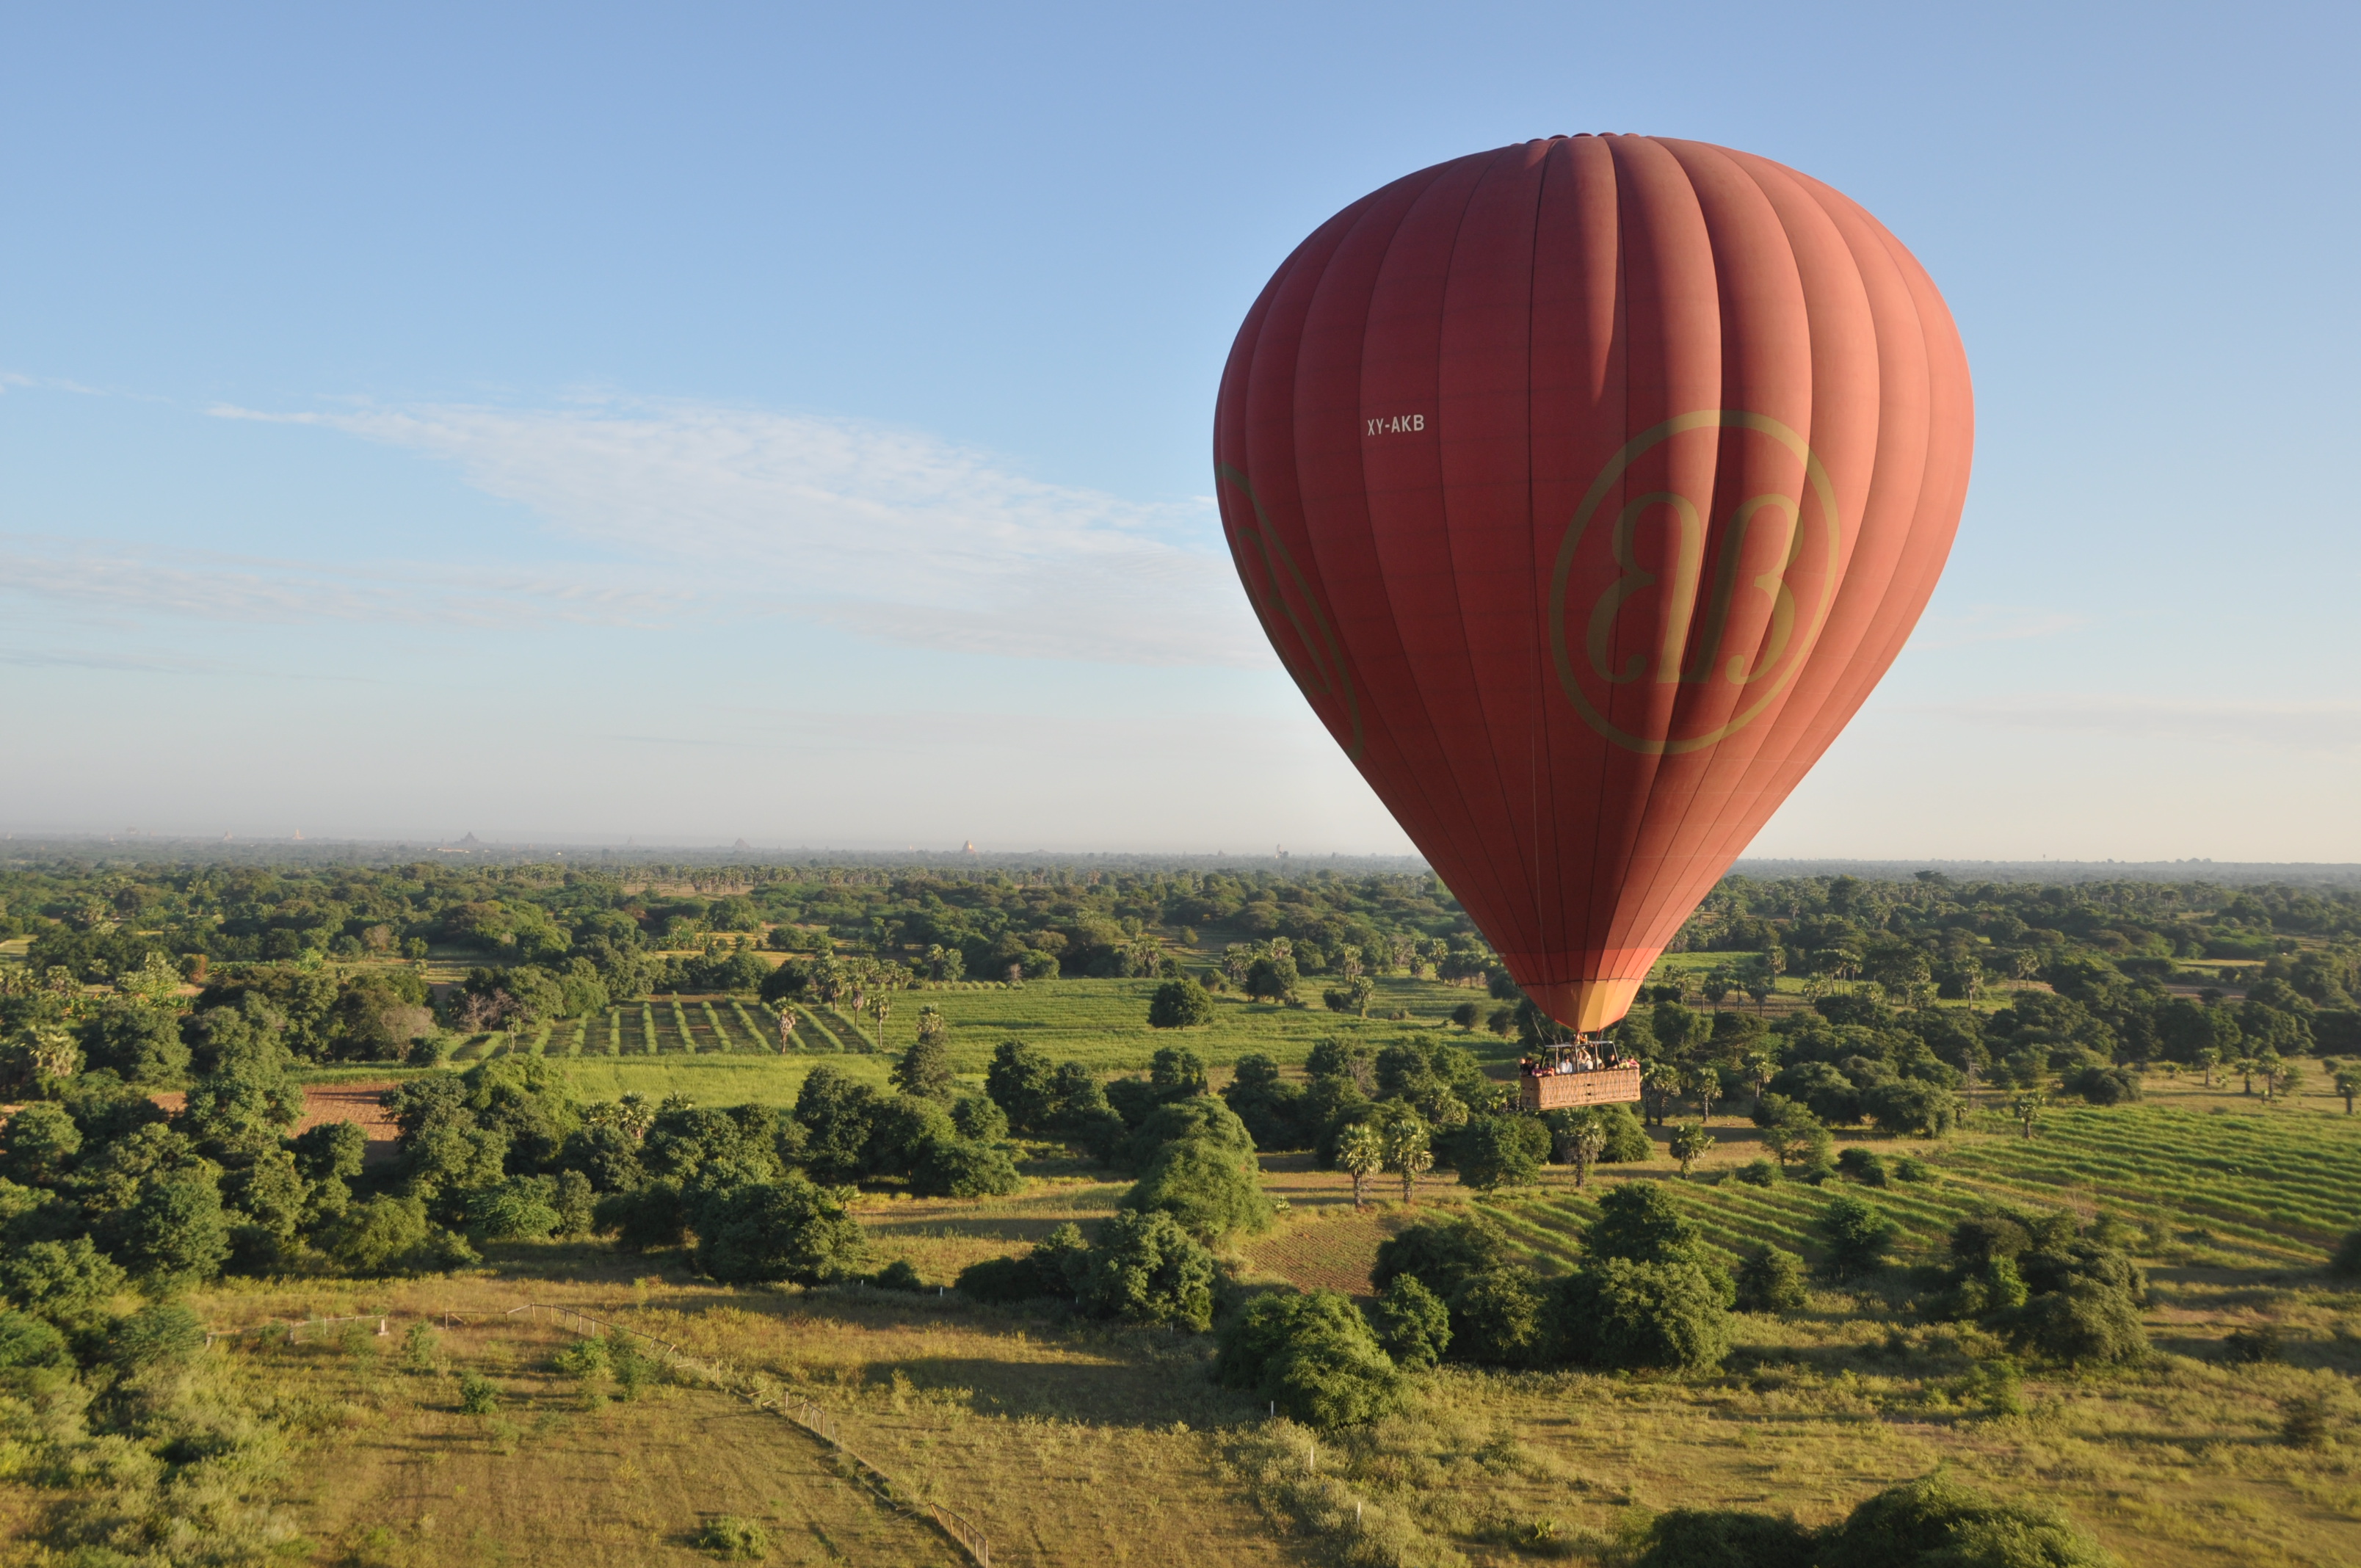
[364, 976, 1515, 1108]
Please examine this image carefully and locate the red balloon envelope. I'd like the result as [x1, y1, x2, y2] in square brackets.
[1214, 135, 1973, 1031]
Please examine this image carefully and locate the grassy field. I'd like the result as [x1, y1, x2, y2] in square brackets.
[16, 977, 2361, 1564]
[52, 1064, 2348, 1568]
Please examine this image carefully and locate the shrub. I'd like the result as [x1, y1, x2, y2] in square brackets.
[399, 1321, 440, 1374]
[466, 1177, 563, 1240]
[0, 1310, 69, 1371]
[2219, 1324, 2283, 1365]
[1122, 1138, 1272, 1241]
[2329, 1229, 2361, 1281]
[457, 1371, 501, 1415]
[1835, 1147, 1888, 1186]
[2064, 1065, 2141, 1106]
[1817, 1473, 2113, 1568]
[908, 1136, 1023, 1199]
[1446, 1268, 1551, 1367]
[1073, 1210, 1214, 1329]
[692, 1174, 869, 1286]
[1634, 1509, 1816, 1568]
[1734, 1158, 1781, 1188]
[1214, 1287, 1403, 1429]
[955, 1254, 1059, 1304]
[1556, 1258, 1732, 1371]
[106, 1302, 204, 1373]
[1453, 1115, 1545, 1191]
[1372, 1214, 1512, 1300]
[697, 1514, 772, 1560]
[1893, 1155, 1934, 1184]
[948, 1094, 1008, 1143]
[1734, 1247, 1809, 1315]
[1147, 979, 1215, 1029]
[1818, 1194, 1896, 1280]
[318, 1194, 435, 1275]
[870, 1258, 925, 1292]
[1368, 1275, 1451, 1369]
[1997, 1280, 2147, 1366]
[0, 1236, 128, 1332]
[1861, 1079, 1965, 1137]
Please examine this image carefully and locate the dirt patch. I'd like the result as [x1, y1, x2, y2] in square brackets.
[145, 1081, 402, 1166]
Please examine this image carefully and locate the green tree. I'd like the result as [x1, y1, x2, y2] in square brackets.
[102, 1173, 231, 1288]
[1372, 1214, 1511, 1300]
[1380, 1117, 1433, 1207]
[1760, 1103, 1834, 1172]
[1123, 1138, 1272, 1241]
[891, 1007, 955, 1100]
[1734, 1246, 1810, 1314]
[1074, 1209, 1216, 1329]
[2011, 1090, 2048, 1140]
[1213, 1287, 1403, 1428]
[1818, 1193, 1896, 1280]
[1147, 978, 1215, 1029]
[984, 1039, 1056, 1132]
[0, 1102, 81, 1186]
[1336, 1122, 1383, 1210]
[909, 1135, 1023, 1198]
[1447, 1268, 1553, 1366]
[693, 1173, 869, 1286]
[1556, 1257, 1733, 1371]
[2335, 1068, 2361, 1115]
[316, 1194, 434, 1274]
[1669, 1121, 1714, 1177]
[1368, 1275, 1451, 1369]
[1454, 1114, 1545, 1193]
[1818, 1474, 2114, 1568]
[1551, 1111, 1608, 1188]
[0, 1238, 127, 1333]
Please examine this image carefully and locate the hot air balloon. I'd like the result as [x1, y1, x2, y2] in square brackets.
[1214, 135, 1971, 1106]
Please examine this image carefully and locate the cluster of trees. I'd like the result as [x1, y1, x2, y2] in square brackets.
[1, 857, 1486, 990]
[1929, 1207, 2150, 1366]
[1176, 1189, 1756, 1433]
[0, 984, 424, 1311]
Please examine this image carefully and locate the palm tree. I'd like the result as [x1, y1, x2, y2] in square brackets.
[1689, 1065, 1722, 1125]
[1559, 1117, 1606, 1190]
[2010, 1090, 2046, 1141]
[1382, 1119, 1434, 1206]
[1338, 1123, 1384, 1211]
[1669, 1122, 1714, 1178]
[2335, 1068, 2360, 1115]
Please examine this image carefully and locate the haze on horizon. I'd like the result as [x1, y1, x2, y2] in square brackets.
[4, 4, 2357, 862]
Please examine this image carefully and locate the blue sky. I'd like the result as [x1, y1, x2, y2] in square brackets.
[4, 2, 2357, 857]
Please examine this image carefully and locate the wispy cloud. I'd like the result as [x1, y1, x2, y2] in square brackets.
[206, 398, 1263, 667]
[1919, 695, 2361, 750]
[0, 536, 694, 631]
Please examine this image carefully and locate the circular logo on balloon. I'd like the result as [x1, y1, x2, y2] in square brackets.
[1548, 411, 1842, 755]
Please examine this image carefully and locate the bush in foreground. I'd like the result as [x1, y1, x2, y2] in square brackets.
[1634, 1473, 2114, 1568]
[1556, 1257, 1733, 1371]
[1122, 1137, 1273, 1241]
[1734, 1246, 1809, 1315]
[696, 1514, 772, 1561]
[1214, 1288, 1402, 1429]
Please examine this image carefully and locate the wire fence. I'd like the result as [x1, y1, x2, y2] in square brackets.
[445, 1302, 991, 1568]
